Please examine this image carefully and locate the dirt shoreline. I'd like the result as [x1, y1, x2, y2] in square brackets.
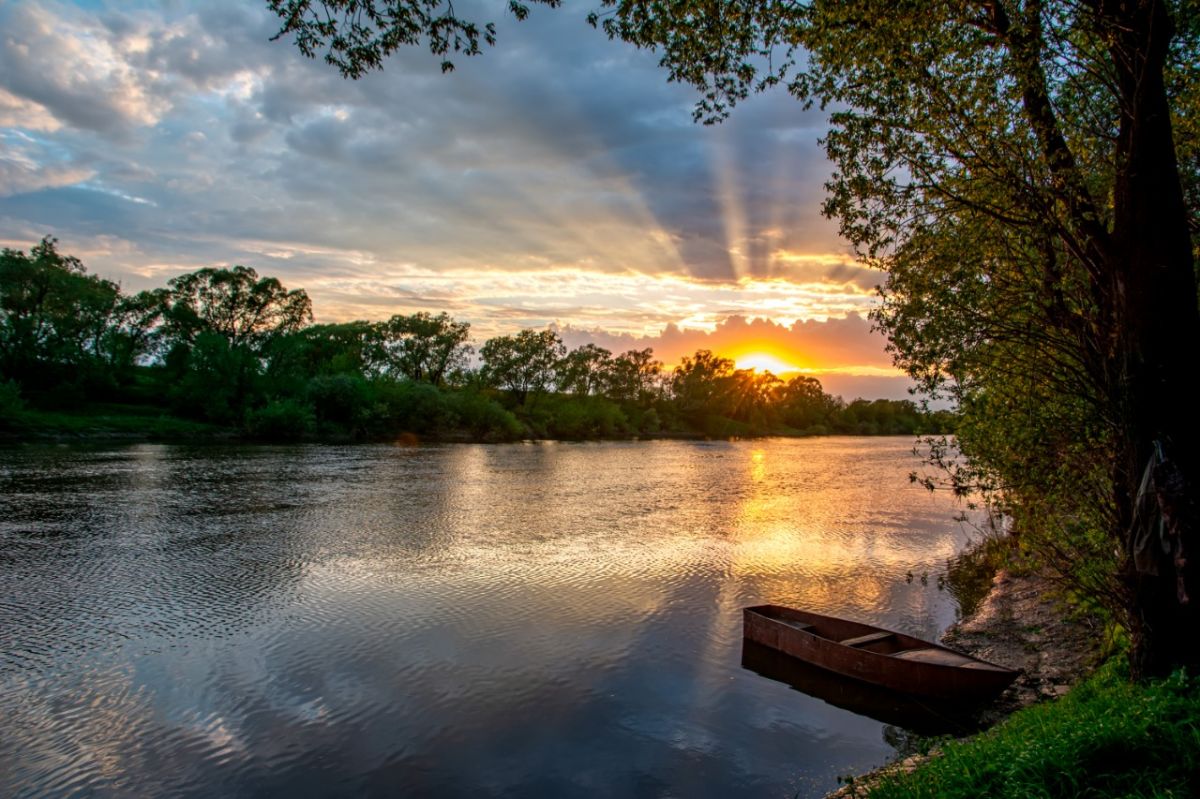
[825, 568, 1103, 798]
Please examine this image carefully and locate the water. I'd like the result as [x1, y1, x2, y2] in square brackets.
[0, 437, 974, 798]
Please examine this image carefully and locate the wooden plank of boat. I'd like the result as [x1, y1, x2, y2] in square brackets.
[741, 640, 985, 735]
[743, 604, 1020, 701]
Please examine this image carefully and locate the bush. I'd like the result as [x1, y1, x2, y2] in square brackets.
[307, 373, 371, 431]
[547, 396, 630, 439]
[623, 405, 661, 435]
[365, 379, 455, 436]
[244, 399, 314, 440]
[446, 390, 523, 440]
[0, 380, 25, 427]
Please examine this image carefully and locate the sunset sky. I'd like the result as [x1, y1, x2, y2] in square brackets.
[0, 0, 910, 399]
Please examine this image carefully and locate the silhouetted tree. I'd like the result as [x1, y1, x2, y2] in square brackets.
[479, 328, 565, 406]
[369, 312, 471, 385]
[605, 348, 663, 404]
[0, 238, 123, 392]
[557, 343, 613, 396]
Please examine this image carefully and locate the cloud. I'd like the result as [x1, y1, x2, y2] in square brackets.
[0, 131, 94, 197]
[0, 4, 169, 135]
[556, 313, 893, 372]
[0, 87, 62, 132]
[0, 0, 889, 377]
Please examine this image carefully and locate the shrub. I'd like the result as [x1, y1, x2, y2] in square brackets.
[244, 399, 314, 440]
[0, 380, 25, 427]
[447, 390, 523, 440]
[548, 396, 630, 439]
[307, 373, 371, 431]
[365, 379, 455, 436]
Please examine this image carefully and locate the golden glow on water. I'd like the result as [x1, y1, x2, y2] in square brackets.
[1, 438, 976, 798]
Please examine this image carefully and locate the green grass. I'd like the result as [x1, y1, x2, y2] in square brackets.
[868, 659, 1200, 798]
[7, 405, 227, 439]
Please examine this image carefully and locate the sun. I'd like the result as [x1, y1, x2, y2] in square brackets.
[734, 353, 803, 374]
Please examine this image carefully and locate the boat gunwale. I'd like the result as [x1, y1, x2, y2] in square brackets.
[744, 599, 1017, 686]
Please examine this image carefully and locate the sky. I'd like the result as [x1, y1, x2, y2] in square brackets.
[0, 0, 913, 400]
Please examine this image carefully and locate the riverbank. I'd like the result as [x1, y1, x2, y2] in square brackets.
[827, 567, 1104, 798]
[0, 404, 934, 446]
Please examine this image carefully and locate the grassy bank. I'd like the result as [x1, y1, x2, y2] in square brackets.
[864, 659, 1200, 798]
[1, 398, 936, 445]
[3, 403, 230, 441]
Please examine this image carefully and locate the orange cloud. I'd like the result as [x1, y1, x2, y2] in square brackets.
[557, 314, 916, 400]
[557, 313, 892, 374]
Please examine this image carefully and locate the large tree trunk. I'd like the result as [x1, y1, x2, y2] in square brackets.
[1108, 0, 1200, 678]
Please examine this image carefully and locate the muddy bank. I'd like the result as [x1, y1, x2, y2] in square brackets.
[825, 568, 1103, 797]
[941, 569, 1102, 720]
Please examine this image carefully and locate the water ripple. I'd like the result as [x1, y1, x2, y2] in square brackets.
[1, 438, 975, 798]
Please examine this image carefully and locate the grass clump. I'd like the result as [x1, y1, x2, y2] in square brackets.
[869, 659, 1200, 799]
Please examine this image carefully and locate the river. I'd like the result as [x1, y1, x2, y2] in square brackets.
[0, 437, 974, 798]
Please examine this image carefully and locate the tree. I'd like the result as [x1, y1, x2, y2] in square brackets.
[96, 290, 166, 380]
[267, 0, 1200, 674]
[161, 266, 312, 350]
[263, 321, 376, 404]
[605, 347, 663, 404]
[479, 328, 565, 405]
[368, 312, 471, 385]
[160, 266, 312, 420]
[775, 375, 838, 431]
[557, 343, 613, 396]
[0, 237, 123, 390]
[726, 368, 782, 427]
[670, 349, 735, 422]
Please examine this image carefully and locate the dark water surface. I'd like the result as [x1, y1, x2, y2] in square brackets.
[0, 438, 973, 798]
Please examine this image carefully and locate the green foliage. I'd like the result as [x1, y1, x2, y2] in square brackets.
[167, 332, 258, 424]
[606, 348, 663, 403]
[267, 0, 563, 77]
[267, 322, 376, 392]
[870, 660, 1200, 799]
[364, 379, 456, 435]
[544, 395, 630, 440]
[445, 389, 523, 440]
[13, 403, 225, 438]
[834, 399, 927, 436]
[369, 312, 471, 385]
[479, 328, 565, 405]
[671, 350, 736, 422]
[157, 267, 313, 425]
[0, 237, 126, 394]
[0, 240, 952, 443]
[244, 399, 315, 441]
[307, 373, 371, 430]
[557, 343, 614, 396]
[776, 375, 838, 430]
[0, 380, 25, 427]
[162, 265, 312, 349]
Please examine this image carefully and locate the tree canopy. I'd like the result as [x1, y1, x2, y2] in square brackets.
[1, 240, 939, 442]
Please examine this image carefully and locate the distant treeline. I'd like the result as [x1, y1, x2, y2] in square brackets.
[0, 239, 953, 441]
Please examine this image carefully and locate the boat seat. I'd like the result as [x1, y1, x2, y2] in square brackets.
[783, 620, 814, 632]
[840, 631, 893, 647]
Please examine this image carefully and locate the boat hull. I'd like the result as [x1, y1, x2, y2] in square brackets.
[743, 605, 1019, 702]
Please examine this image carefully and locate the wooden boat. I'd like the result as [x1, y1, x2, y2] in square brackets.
[741, 640, 984, 734]
[743, 605, 1020, 701]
